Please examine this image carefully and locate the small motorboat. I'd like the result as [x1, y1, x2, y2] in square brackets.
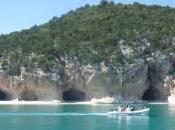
[107, 100, 150, 115]
[107, 108, 150, 115]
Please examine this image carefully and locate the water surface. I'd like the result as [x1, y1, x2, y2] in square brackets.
[0, 103, 174, 130]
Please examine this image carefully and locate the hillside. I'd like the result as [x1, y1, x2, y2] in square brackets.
[0, 1, 175, 101]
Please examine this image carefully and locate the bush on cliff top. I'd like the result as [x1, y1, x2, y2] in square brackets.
[0, 1, 175, 75]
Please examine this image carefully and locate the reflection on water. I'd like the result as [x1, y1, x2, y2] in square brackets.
[108, 115, 149, 130]
[168, 103, 175, 114]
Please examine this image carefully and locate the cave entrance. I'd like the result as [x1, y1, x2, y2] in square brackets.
[142, 88, 159, 101]
[63, 88, 86, 101]
[0, 90, 11, 100]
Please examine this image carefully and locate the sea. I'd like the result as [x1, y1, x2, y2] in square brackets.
[0, 103, 174, 130]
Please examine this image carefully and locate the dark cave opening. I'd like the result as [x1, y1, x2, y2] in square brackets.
[142, 88, 159, 101]
[63, 88, 86, 101]
[142, 64, 161, 101]
[0, 90, 11, 100]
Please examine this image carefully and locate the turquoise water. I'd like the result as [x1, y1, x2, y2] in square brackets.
[0, 104, 174, 130]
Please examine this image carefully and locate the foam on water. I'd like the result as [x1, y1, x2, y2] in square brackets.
[0, 112, 108, 116]
[149, 102, 168, 105]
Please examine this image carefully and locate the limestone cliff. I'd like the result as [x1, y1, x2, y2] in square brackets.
[0, 55, 173, 101]
[0, 3, 175, 101]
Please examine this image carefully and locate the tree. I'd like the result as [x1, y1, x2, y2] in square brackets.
[100, 0, 109, 5]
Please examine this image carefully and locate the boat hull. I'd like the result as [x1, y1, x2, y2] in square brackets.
[107, 108, 150, 115]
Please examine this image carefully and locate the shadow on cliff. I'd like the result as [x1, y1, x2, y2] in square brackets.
[142, 57, 172, 101]
[0, 89, 13, 100]
[63, 88, 86, 101]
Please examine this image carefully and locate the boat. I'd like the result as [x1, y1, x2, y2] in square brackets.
[107, 108, 150, 115]
[107, 100, 150, 115]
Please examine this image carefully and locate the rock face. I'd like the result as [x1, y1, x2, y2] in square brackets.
[0, 74, 61, 101]
[0, 76, 17, 100]
[19, 74, 61, 101]
[0, 54, 175, 101]
[142, 55, 174, 100]
[51, 61, 147, 100]
[121, 64, 148, 99]
[0, 55, 175, 101]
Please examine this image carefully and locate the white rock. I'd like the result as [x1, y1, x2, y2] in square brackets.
[168, 95, 175, 104]
[91, 97, 115, 104]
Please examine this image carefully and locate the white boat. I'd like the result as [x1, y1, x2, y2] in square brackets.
[107, 108, 150, 115]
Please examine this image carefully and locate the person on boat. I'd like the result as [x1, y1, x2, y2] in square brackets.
[126, 106, 131, 112]
[130, 107, 135, 111]
[118, 106, 122, 112]
[121, 105, 130, 112]
[121, 106, 125, 111]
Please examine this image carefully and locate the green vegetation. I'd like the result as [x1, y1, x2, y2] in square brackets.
[0, 1, 175, 76]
